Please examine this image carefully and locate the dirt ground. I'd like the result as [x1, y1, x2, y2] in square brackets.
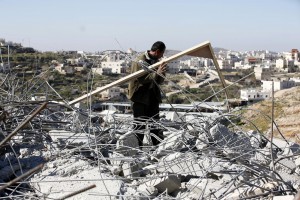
[239, 86, 300, 143]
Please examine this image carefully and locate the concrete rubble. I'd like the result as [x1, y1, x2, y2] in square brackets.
[0, 76, 300, 199]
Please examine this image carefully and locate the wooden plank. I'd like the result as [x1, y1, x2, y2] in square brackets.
[208, 43, 230, 111]
[69, 41, 223, 105]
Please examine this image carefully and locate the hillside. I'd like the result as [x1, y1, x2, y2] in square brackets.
[238, 86, 300, 143]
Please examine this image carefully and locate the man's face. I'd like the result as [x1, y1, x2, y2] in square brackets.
[154, 49, 165, 59]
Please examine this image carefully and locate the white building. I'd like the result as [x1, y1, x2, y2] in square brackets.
[275, 58, 286, 71]
[91, 67, 101, 75]
[101, 60, 127, 74]
[234, 61, 243, 69]
[54, 64, 65, 74]
[99, 87, 121, 99]
[275, 58, 296, 72]
[240, 89, 270, 101]
[282, 52, 293, 60]
[217, 59, 232, 69]
[92, 67, 112, 75]
[261, 80, 295, 91]
[203, 59, 213, 67]
[294, 60, 300, 68]
[167, 59, 180, 74]
[254, 66, 272, 80]
[290, 77, 300, 86]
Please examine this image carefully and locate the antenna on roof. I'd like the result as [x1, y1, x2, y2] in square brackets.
[114, 38, 125, 52]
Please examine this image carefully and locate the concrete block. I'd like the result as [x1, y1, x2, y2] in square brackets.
[267, 138, 290, 150]
[137, 184, 158, 197]
[157, 153, 203, 176]
[209, 124, 253, 159]
[195, 138, 208, 150]
[155, 131, 186, 156]
[48, 130, 94, 148]
[122, 161, 140, 178]
[110, 165, 122, 175]
[226, 181, 279, 199]
[275, 158, 296, 173]
[145, 174, 181, 194]
[164, 111, 186, 122]
[142, 164, 158, 175]
[246, 130, 263, 148]
[116, 131, 139, 156]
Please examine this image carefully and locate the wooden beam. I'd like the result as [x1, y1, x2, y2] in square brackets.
[0, 164, 43, 192]
[208, 43, 230, 111]
[0, 102, 48, 148]
[69, 41, 227, 105]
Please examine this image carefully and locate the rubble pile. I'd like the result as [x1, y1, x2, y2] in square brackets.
[0, 101, 299, 199]
[0, 75, 299, 199]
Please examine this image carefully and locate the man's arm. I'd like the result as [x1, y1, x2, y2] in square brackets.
[131, 60, 167, 85]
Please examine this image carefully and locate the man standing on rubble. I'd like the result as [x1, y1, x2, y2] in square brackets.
[128, 41, 168, 147]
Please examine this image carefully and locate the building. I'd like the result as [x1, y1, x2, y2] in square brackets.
[247, 57, 262, 65]
[54, 64, 65, 74]
[168, 59, 180, 74]
[99, 87, 121, 99]
[275, 58, 286, 72]
[291, 49, 299, 61]
[101, 60, 127, 74]
[261, 79, 295, 91]
[254, 66, 272, 80]
[217, 59, 232, 69]
[240, 89, 270, 101]
[92, 67, 112, 75]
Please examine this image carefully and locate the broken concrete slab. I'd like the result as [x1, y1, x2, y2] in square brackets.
[116, 131, 139, 156]
[48, 129, 94, 148]
[143, 173, 181, 194]
[30, 157, 124, 200]
[137, 184, 158, 197]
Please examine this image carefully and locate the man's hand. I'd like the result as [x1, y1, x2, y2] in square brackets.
[157, 62, 168, 75]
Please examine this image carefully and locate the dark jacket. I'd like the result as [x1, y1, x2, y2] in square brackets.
[128, 51, 165, 105]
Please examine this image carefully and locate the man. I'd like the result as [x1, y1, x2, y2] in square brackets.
[128, 41, 168, 146]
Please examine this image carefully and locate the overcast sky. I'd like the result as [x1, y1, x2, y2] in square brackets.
[1, 0, 299, 52]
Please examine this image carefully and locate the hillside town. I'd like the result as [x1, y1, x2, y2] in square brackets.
[2, 38, 300, 104]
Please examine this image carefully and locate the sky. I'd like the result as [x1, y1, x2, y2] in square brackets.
[1, 0, 299, 53]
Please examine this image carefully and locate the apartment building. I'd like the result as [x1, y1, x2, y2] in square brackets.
[261, 79, 295, 91]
